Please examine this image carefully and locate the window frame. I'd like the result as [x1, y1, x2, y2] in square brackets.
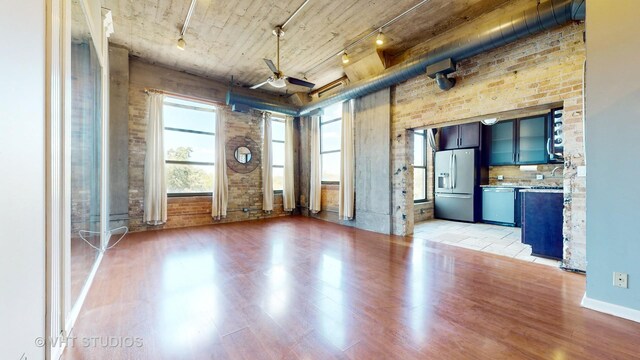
[413, 129, 428, 203]
[163, 96, 216, 197]
[320, 111, 342, 184]
[271, 116, 285, 194]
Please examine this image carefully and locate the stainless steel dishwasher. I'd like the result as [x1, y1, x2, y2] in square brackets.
[481, 187, 516, 226]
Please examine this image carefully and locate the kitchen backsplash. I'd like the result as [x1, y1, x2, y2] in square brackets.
[489, 164, 563, 186]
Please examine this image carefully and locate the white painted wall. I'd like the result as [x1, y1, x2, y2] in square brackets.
[0, 0, 46, 358]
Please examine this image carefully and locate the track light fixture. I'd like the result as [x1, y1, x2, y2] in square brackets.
[177, 37, 186, 50]
[376, 30, 385, 46]
[342, 52, 350, 64]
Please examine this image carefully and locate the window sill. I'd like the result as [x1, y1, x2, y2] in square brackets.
[321, 181, 340, 185]
[168, 192, 212, 198]
[414, 199, 432, 204]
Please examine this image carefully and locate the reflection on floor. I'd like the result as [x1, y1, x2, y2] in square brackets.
[64, 216, 640, 359]
[414, 219, 561, 267]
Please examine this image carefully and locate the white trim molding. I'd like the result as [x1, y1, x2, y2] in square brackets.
[581, 294, 640, 323]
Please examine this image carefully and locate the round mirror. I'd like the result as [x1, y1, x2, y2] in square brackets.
[234, 146, 252, 164]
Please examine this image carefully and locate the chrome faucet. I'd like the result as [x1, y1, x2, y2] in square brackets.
[551, 166, 562, 176]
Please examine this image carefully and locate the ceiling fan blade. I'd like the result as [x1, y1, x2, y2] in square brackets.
[250, 80, 269, 89]
[286, 76, 315, 89]
[263, 59, 278, 74]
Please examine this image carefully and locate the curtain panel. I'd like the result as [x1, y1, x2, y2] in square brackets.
[262, 112, 273, 211]
[283, 116, 296, 211]
[212, 107, 228, 219]
[309, 115, 322, 214]
[339, 99, 355, 220]
[143, 93, 167, 225]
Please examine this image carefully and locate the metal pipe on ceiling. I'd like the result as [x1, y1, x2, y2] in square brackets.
[281, 0, 312, 29]
[180, 0, 198, 36]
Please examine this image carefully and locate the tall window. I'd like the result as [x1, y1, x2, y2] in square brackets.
[272, 116, 285, 191]
[163, 96, 216, 195]
[320, 102, 342, 182]
[413, 129, 427, 202]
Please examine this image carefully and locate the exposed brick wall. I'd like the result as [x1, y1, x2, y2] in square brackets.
[391, 22, 586, 270]
[127, 59, 289, 232]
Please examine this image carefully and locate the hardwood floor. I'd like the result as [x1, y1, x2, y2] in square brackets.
[64, 216, 640, 359]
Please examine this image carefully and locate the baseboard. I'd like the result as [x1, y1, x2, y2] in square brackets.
[581, 293, 640, 323]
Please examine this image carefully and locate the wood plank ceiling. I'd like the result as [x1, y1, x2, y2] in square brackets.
[103, 0, 511, 94]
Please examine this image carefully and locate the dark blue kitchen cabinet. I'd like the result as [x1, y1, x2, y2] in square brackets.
[440, 122, 482, 150]
[521, 191, 563, 260]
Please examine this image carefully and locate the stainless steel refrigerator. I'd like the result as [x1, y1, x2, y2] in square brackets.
[434, 148, 480, 222]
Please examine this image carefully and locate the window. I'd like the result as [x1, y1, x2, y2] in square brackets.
[320, 102, 342, 182]
[163, 96, 216, 195]
[272, 116, 285, 191]
[413, 129, 427, 202]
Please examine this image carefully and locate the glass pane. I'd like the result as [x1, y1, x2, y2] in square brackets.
[414, 133, 425, 167]
[164, 96, 216, 110]
[166, 164, 214, 193]
[322, 102, 342, 122]
[414, 168, 426, 201]
[272, 120, 285, 141]
[70, 0, 102, 308]
[321, 120, 341, 152]
[273, 167, 284, 191]
[164, 103, 215, 133]
[322, 152, 341, 182]
[272, 141, 285, 167]
[165, 131, 215, 163]
[518, 116, 546, 163]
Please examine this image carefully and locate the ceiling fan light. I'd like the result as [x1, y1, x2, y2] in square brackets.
[177, 37, 186, 50]
[341, 52, 349, 64]
[269, 77, 287, 88]
[376, 31, 385, 46]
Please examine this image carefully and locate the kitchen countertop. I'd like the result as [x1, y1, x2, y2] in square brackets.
[480, 184, 562, 189]
[519, 189, 564, 193]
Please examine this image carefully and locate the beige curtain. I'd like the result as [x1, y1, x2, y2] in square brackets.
[143, 93, 167, 225]
[339, 99, 355, 220]
[262, 112, 273, 212]
[309, 115, 322, 214]
[283, 116, 296, 211]
[212, 107, 228, 219]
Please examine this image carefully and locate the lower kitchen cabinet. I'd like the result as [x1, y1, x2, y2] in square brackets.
[521, 191, 563, 260]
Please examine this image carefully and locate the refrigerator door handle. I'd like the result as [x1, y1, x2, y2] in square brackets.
[436, 193, 472, 199]
[452, 154, 457, 189]
[449, 154, 453, 189]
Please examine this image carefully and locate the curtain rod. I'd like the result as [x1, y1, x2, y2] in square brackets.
[143, 88, 227, 107]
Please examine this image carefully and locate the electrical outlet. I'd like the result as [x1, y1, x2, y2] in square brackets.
[497, 175, 504, 180]
[613, 272, 628, 288]
[536, 174, 544, 180]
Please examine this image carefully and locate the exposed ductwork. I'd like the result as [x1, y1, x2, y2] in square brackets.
[227, 0, 585, 116]
[226, 91, 299, 116]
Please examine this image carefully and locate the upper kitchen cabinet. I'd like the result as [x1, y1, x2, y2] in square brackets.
[488, 120, 515, 165]
[517, 115, 547, 164]
[440, 122, 482, 150]
[487, 114, 549, 165]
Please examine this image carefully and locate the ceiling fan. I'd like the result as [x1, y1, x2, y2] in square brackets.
[251, 26, 315, 90]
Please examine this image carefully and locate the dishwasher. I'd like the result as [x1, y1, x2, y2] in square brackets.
[482, 187, 516, 226]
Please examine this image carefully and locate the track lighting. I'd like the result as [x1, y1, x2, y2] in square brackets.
[177, 37, 186, 50]
[376, 30, 385, 46]
[342, 52, 349, 64]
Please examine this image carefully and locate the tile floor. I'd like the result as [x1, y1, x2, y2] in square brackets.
[413, 219, 561, 267]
